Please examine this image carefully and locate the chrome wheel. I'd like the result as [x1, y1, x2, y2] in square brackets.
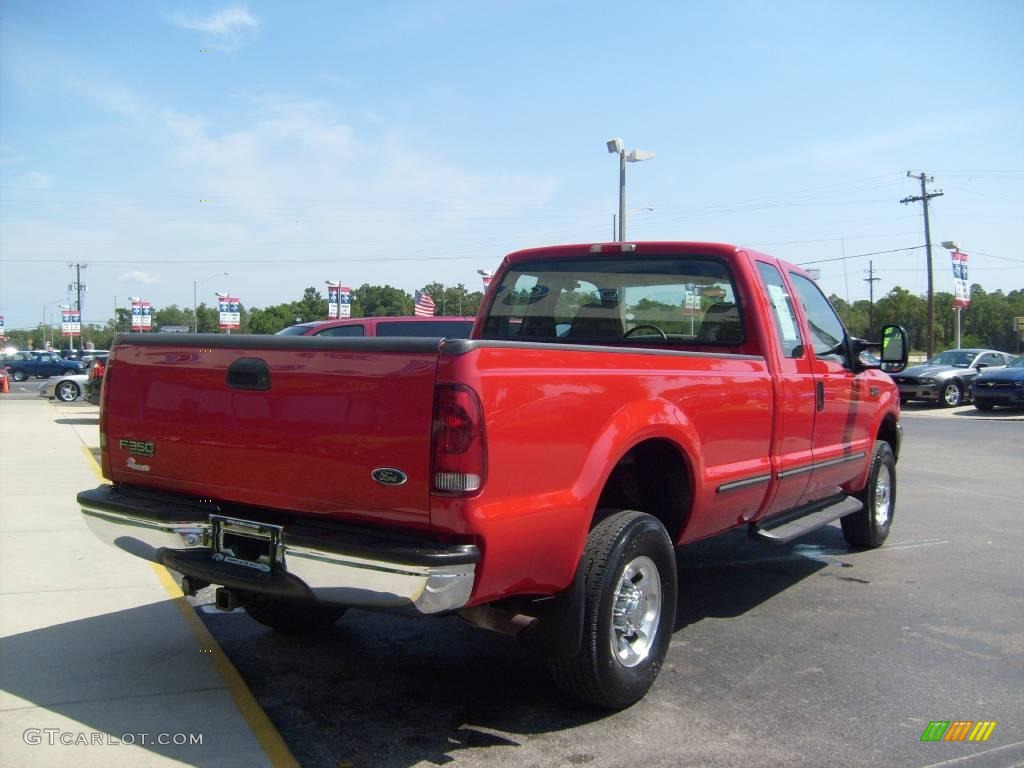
[942, 382, 962, 407]
[56, 381, 79, 402]
[872, 462, 892, 527]
[610, 555, 662, 668]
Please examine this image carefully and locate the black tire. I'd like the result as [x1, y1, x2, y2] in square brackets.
[841, 441, 896, 549]
[548, 510, 677, 709]
[941, 380, 963, 407]
[56, 381, 80, 402]
[11, 369, 27, 382]
[974, 401, 994, 412]
[60, 368, 77, 376]
[242, 594, 346, 634]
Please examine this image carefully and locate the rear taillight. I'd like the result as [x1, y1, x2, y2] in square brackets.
[90, 360, 105, 379]
[431, 384, 487, 495]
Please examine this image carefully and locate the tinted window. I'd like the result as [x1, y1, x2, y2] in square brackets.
[315, 324, 365, 337]
[482, 256, 742, 345]
[788, 272, 846, 358]
[376, 321, 472, 338]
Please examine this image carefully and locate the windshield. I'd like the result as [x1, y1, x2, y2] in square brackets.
[481, 256, 742, 345]
[1007, 356, 1024, 368]
[925, 350, 978, 368]
[276, 324, 317, 336]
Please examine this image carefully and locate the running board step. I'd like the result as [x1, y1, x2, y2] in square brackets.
[750, 495, 863, 544]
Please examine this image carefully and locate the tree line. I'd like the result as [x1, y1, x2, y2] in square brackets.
[7, 281, 1023, 355]
[831, 284, 1024, 354]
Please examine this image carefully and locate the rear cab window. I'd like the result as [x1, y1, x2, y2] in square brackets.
[481, 255, 747, 349]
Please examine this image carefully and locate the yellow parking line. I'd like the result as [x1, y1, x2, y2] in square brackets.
[80, 445, 299, 768]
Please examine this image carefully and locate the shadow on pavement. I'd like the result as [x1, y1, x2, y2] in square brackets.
[202, 607, 608, 768]
[0, 601, 252, 766]
[198, 526, 849, 768]
[55, 418, 100, 426]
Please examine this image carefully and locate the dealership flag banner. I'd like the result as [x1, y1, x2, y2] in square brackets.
[217, 293, 241, 329]
[327, 283, 352, 319]
[61, 309, 81, 337]
[131, 299, 153, 331]
[951, 250, 970, 308]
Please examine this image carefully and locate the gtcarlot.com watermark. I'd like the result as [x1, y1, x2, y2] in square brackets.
[23, 729, 203, 747]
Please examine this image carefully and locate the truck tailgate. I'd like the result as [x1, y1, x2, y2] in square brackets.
[102, 335, 441, 531]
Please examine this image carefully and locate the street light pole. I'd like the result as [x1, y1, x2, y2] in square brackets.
[193, 272, 228, 332]
[942, 241, 963, 349]
[606, 139, 655, 242]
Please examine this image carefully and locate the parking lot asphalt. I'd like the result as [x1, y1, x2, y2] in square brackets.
[0, 396, 294, 767]
[1, 391, 1021, 768]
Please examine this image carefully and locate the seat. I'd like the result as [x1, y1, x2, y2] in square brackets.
[697, 302, 743, 343]
[568, 302, 623, 341]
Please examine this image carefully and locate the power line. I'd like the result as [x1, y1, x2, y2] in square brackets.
[796, 245, 925, 266]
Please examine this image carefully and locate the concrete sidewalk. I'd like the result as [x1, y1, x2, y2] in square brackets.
[0, 397, 293, 767]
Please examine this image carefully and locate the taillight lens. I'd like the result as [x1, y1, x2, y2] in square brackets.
[431, 384, 487, 495]
[90, 360, 105, 380]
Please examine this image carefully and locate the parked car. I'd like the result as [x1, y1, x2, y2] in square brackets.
[39, 373, 89, 402]
[890, 348, 1014, 407]
[277, 316, 476, 338]
[2, 351, 86, 381]
[970, 355, 1024, 411]
[84, 354, 109, 406]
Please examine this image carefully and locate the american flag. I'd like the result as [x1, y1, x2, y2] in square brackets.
[414, 290, 436, 317]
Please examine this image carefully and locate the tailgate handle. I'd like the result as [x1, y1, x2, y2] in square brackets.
[227, 358, 271, 391]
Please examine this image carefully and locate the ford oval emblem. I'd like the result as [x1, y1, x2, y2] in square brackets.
[372, 467, 408, 486]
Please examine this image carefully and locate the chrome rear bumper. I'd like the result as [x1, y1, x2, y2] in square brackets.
[78, 486, 479, 615]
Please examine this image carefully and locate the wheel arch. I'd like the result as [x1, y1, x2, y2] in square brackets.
[594, 437, 694, 544]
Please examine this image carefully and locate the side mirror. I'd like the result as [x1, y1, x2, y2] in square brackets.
[974, 363, 988, 371]
[854, 324, 909, 373]
[879, 324, 909, 373]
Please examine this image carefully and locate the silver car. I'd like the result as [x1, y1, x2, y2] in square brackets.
[891, 348, 1014, 407]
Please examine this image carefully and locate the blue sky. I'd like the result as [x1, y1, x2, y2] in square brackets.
[1, 0, 1022, 331]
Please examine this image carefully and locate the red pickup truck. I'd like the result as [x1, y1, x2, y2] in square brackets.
[79, 241, 908, 709]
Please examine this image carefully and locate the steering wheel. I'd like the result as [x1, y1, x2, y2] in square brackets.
[624, 323, 667, 340]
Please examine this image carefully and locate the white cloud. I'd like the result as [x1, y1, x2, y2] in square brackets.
[119, 271, 161, 286]
[24, 171, 52, 189]
[1, 145, 26, 168]
[168, 5, 260, 51]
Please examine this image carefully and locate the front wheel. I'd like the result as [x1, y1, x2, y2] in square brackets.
[941, 381, 963, 407]
[841, 441, 896, 549]
[242, 594, 347, 634]
[548, 510, 677, 709]
[11, 370, 27, 382]
[56, 381, 80, 402]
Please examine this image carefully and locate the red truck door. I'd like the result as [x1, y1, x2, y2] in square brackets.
[786, 271, 874, 501]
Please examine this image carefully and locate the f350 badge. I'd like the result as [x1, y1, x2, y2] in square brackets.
[372, 468, 408, 486]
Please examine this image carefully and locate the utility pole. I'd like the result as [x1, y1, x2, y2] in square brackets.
[864, 260, 881, 333]
[68, 263, 88, 351]
[900, 172, 943, 357]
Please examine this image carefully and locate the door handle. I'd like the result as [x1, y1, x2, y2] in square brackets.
[227, 358, 271, 391]
[815, 381, 825, 412]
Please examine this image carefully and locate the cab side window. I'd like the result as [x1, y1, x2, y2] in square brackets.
[756, 262, 803, 358]
[788, 272, 848, 363]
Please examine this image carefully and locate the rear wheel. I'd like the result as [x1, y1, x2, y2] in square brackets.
[548, 510, 677, 709]
[841, 441, 895, 549]
[242, 594, 346, 633]
[941, 381, 963, 407]
[11, 369, 27, 382]
[56, 381, 80, 402]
